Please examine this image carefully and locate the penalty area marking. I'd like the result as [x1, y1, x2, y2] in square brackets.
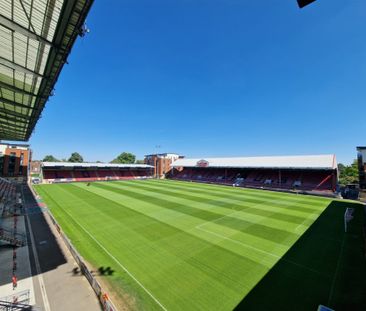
[195, 198, 281, 230]
[294, 207, 323, 233]
[59, 206, 167, 311]
[196, 197, 299, 232]
[196, 226, 327, 277]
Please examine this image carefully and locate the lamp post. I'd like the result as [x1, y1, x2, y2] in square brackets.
[154, 145, 161, 178]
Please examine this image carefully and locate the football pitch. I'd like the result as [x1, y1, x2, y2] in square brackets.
[34, 179, 366, 311]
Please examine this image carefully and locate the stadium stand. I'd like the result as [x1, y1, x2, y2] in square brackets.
[41, 162, 154, 183]
[0, 0, 103, 309]
[0, 178, 26, 246]
[170, 154, 338, 194]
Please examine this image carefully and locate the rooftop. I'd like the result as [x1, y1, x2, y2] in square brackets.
[171, 154, 337, 170]
[0, 0, 94, 141]
[42, 162, 154, 169]
[0, 141, 29, 148]
[145, 153, 181, 157]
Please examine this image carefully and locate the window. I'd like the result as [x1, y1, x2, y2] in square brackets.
[8, 152, 16, 176]
[0, 155, 3, 176]
[19, 153, 24, 175]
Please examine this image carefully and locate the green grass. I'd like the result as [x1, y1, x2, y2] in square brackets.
[34, 179, 366, 311]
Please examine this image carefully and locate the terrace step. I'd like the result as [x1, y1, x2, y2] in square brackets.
[0, 228, 26, 247]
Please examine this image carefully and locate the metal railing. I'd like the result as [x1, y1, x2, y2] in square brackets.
[0, 290, 31, 310]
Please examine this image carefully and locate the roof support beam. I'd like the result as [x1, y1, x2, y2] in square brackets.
[0, 96, 37, 110]
[0, 132, 24, 139]
[0, 107, 30, 120]
[25, 0, 78, 139]
[0, 126, 25, 133]
[0, 113, 29, 124]
[0, 56, 44, 78]
[0, 126, 27, 138]
[18, 0, 39, 36]
[0, 80, 40, 98]
[0, 0, 95, 141]
[0, 14, 54, 47]
[0, 122, 26, 131]
[0, 131, 24, 140]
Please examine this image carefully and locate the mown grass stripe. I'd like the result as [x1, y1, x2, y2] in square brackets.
[55, 194, 169, 311]
[73, 182, 284, 265]
[132, 179, 327, 216]
[34, 180, 348, 311]
[158, 179, 330, 205]
[112, 180, 319, 223]
[91, 182, 300, 246]
[105, 180, 317, 241]
[63, 183, 274, 309]
[66, 183, 270, 273]
[43, 185, 250, 308]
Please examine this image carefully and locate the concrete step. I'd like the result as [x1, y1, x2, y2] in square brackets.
[0, 300, 33, 310]
[0, 228, 26, 247]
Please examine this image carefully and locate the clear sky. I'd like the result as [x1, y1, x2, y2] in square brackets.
[28, 0, 366, 164]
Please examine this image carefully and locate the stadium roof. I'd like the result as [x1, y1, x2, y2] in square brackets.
[171, 154, 337, 170]
[42, 162, 154, 169]
[0, 0, 94, 141]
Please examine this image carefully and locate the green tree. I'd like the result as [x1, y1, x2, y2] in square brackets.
[68, 152, 84, 163]
[42, 155, 59, 162]
[338, 160, 359, 186]
[135, 159, 145, 164]
[111, 152, 136, 164]
[337, 163, 345, 174]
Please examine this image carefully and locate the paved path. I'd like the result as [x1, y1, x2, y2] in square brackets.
[22, 185, 102, 311]
[0, 214, 35, 305]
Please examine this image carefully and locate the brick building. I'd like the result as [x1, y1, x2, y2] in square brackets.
[144, 153, 182, 178]
[357, 146, 366, 190]
[0, 143, 31, 180]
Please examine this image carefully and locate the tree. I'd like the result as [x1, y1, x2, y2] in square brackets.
[68, 152, 84, 163]
[42, 155, 59, 162]
[135, 159, 145, 164]
[338, 160, 359, 186]
[111, 152, 136, 164]
[337, 163, 345, 173]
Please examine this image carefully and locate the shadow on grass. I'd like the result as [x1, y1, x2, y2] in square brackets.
[234, 200, 366, 311]
[98, 266, 115, 276]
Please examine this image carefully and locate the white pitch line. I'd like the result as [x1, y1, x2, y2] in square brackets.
[196, 197, 287, 230]
[196, 207, 242, 230]
[197, 226, 279, 259]
[295, 210, 319, 232]
[59, 206, 168, 311]
[327, 234, 346, 305]
[196, 226, 326, 277]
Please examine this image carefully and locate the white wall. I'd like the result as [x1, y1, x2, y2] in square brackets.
[0, 144, 6, 155]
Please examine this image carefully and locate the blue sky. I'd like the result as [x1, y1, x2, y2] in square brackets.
[29, 0, 366, 164]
